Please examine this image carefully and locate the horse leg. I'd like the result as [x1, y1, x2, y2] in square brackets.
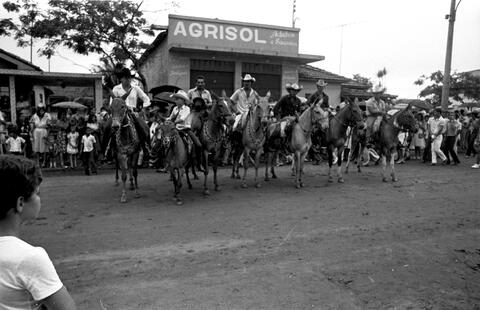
[327, 146, 333, 183]
[241, 149, 249, 188]
[264, 151, 270, 181]
[357, 143, 363, 173]
[291, 154, 296, 176]
[185, 163, 193, 190]
[120, 157, 128, 203]
[337, 146, 345, 183]
[299, 152, 307, 187]
[133, 157, 140, 198]
[271, 151, 278, 179]
[390, 151, 398, 182]
[203, 150, 210, 195]
[114, 158, 119, 186]
[213, 151, 220, 191]
[382, 153, 388, 182]
[254, 150, 262, 188]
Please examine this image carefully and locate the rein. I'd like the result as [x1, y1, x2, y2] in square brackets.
[246, 107, 265, 148]
[115, 111, 139, 154]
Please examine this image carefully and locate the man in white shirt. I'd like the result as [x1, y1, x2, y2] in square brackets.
[167, 90, 201, 149]
[188, 75, 213, 108]
[230, 74, 259, 131]
[112, 68, 151, 156]
[365, 85, 388, 144]
[427, 108, 447, 165]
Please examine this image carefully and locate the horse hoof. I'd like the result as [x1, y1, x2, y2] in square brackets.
[114, 182, 119, 187]
[382, 177, 388, 182]
[129, 185, 135, 191]
[120, 196, 127, 203]
[230, 174, 235, 179]
[176, 199, 183, 205]
[345, 169, 349, 174]
[392, 178, 398, 182]
[214, 186, 220, 191]
[188, 184, 193, 190]
[255, 183, 261, 188]
[295, 184, 301, 189]
[265, 177, 270, 182]
[203, 189, 210, 196]
[241, 183, 248, 189]
[194, 175, 199, 180]
[291, 172, 296, 177]
[300, 182, 305, 187]
[338, 178, 345, 183]
[134, 192, 141, 198]
[236, 175, 241, 180]
[328, 177, 333, 183]
[272, 174, 277, 179]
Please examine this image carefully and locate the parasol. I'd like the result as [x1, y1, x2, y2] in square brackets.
[458, 101, 480, 108]
[395, 99, 432, 110]
[149, 85, 181, 96]
[52, 101, 88, 109]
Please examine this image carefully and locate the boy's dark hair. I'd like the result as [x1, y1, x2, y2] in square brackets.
[196, 75, 205, 81]
[0, 155, 42, 220]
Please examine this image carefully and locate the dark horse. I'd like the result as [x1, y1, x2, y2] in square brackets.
[374, 108, 417, 182]
[199, 98, 234, 195]
[110, 98, 141, 203]
[326, 101, 365, 183]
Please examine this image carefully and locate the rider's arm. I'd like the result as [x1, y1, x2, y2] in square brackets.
[174, 106, 190, 125]
[135, 86, 151, 108]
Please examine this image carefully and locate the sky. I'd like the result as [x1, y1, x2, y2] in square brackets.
[1, 0, 479, 98]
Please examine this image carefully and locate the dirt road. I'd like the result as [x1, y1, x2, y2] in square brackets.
[24, 160, 480, 309]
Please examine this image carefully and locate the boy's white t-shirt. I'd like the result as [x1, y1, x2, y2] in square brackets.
[81, 134, 96, 152]
[5, 137, 25, 153]
[0, 236, 63, 310]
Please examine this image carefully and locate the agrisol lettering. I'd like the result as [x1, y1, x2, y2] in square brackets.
[173, 21, 267, 44]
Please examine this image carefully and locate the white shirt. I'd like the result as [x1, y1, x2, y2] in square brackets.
[167, 105, 191, 130]
[187, 88, 212, 105]
[5, 136, 25, 153]
[81, 134, 96, 152]
[230, 88, 259, 114]
[427, 116, 446, 136]
[0, 236, 63, 310]
[112, 84, 151, 109]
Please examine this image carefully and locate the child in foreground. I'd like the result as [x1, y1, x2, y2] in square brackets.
[0, 155, 76, 310]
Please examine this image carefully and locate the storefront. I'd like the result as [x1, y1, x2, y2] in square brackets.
[139, 15, 324, 101]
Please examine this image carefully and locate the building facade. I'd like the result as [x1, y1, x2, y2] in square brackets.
[139, 15, 324, 102]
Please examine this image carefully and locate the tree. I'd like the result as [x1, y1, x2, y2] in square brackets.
[352, 74, 373, 87]
[376, 67, 387, 86]
[0, 0, 176, 89]
[415, 71, 480, 105]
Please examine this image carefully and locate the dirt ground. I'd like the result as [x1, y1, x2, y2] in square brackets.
[24, 158, 480, 309]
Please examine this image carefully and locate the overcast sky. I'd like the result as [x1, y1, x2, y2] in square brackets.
[2, 0, 479, 98]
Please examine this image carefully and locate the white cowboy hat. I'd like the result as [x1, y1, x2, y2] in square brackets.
[316, 79, 328, 87]
[171, 90, 190, 104]
[369, 84, 386, 94]
[286, 83, 303, 91]
[242, 74, 256, 82]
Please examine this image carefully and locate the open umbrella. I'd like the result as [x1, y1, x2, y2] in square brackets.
[458, 101, 480, 108]
[149, 85, 181, 96]
[52, 101, 88, 109]
[396, 99, 432, 110]
[152, 92, 176, 104]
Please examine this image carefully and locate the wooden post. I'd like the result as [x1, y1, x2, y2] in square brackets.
[441, 0, 457, 111]
[94, 78, 103, 112]
[8, 75, 16, 125]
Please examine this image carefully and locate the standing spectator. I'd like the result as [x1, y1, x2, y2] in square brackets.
[427, 108, 447, 166]
[87, 114, 101, 161]
[30, 107, 51, 167]
[66, 126, 79, 169]
[20, 117, 32, 158]
[465, 112, 478, 158]
[55, 111, 68, 168]
[0, 155, 77, 310]
[80, 128, 97, 175]
[413, 113, 426, 160]
[471, 116, 480, 169]
[5, 129, 25, 155]
[444, 112, 461, 165]
[0, 110, 6, 154]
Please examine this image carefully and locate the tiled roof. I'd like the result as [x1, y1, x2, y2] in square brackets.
[0, 48, 42, 71]
[342, 87, 397, 100]
[298, 64, 349, 83]
[138, 31, 168, 66]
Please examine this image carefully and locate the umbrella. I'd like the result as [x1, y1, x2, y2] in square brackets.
[74, 97, 94, 106]
[395, 99, 432, 110]
[149, 85, 181, 96]
[152, 92, 176, 105]
[52, 101, 88, 109]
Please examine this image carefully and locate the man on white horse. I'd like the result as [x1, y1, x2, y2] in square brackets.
[365, 84, 388, 144]
[230, 74, 260, 132]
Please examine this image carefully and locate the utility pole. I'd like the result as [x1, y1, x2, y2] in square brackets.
[292, 0, 297, 27]
[441, 0, 462, 110]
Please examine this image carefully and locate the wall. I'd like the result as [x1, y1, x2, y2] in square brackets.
[139, 39, 170, 92]
[298, 79, 342, 107]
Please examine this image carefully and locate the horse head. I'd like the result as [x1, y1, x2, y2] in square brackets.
[110, 98, 128, 131]
[249, 102, 268, 131]
[344, 101, 365, 129]
[311, 102, 330, 130]
[211, 98, 235, 127]
[159, 121, 177, 149]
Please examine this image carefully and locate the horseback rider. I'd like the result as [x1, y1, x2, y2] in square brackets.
[230, 74, 260, 132]
[188, 75, 213, 109]
[112, 68, 151, 156]
[307, 79, 330, 111]
[167, 90, 202, 153]
[273, 83, 304, 138]
[365, 84, 388, 144]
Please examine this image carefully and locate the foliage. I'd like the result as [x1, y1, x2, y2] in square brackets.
[414, 71, 480, 104]
[352, 74, 373, 87]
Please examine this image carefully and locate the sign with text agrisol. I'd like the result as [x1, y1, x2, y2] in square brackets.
[168, 15, 299, 57]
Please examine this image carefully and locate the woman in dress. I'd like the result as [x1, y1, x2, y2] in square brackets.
[55, 111, 69, 168]
[30, 107, 51, 166]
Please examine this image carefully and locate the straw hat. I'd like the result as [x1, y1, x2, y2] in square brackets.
[286, 83, 303, 91]
[316, 79, 328, 87]
[369, 84, 385, 94]
[242, 74, 256, 82]
[171, 90, 190, 104]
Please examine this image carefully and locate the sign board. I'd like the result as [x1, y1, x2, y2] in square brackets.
[168, 15, 299, 57]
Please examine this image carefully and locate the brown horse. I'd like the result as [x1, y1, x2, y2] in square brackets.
[264, 103, 328, 188]
[326, 101, 365, 183]
[345, 125, 367, 174]
[231, 102, 269, 188]
[159, 121, 190, 204]
[375, 108, 417, 182]
[110, 98, 141, 203]
[199, 98, 234, 195]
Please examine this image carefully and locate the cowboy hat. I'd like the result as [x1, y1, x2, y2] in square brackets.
[192, 97, 206, 105]
[171, 90, 190, 104]
[316, 79, 328, 87]
[117, 68, 133, 79]
[242, 74, 256, 82]
[369, 84, 385, 94]
[286, 83, 303, 91]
